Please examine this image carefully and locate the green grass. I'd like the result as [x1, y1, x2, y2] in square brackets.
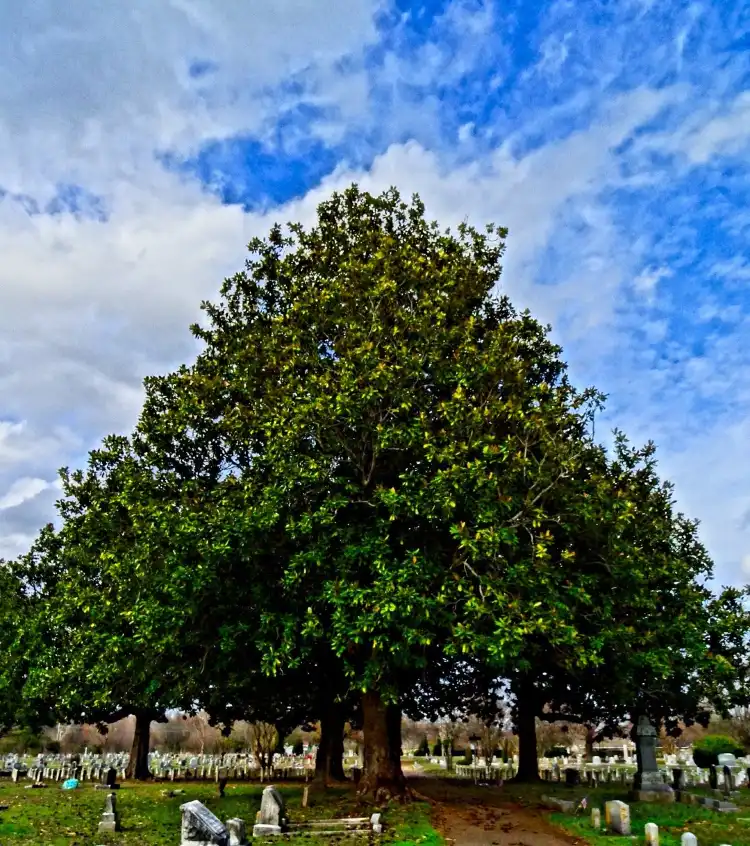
[517, 782, 750, 846]
[0, 781, 442, 846]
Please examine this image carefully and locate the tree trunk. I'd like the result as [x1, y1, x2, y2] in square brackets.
[126, 712, 152, 780]
[359, 689, 409, 801]
[585, 726, 596, 762]
[327, 702, 346, 781]
[513, 675, 540, 782]
[314, 700, 346, 783]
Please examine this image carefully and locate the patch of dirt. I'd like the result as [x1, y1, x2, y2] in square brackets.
[410, 778, 584, 846]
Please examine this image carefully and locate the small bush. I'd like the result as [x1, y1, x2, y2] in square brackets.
[293, 739, 304, 756]
[461, 748, 473, 765]
[692, 735, 744, 768]
[544, 747, 568, 758]
[415, 736, 430, 757]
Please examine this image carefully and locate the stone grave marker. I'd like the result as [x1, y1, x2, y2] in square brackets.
[633, 716, 674, 802]
[590, 808, 600, 829]
[96, 767, 119, 791]
[253, 785, 288, 836]
[645, 821, 659, 845]
[227, 818, 247, 846]
[605, 800, 630, 835]
[181, 799, 229, 846]
[680, 834, 697, 846]
[98, 792, 121, 833]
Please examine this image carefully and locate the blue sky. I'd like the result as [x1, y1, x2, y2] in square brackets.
[0, 0, 749, 586]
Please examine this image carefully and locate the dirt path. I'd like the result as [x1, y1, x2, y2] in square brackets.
[409, 778, 584, 846]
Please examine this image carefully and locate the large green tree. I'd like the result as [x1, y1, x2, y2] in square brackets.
[133, 185, 608, 797]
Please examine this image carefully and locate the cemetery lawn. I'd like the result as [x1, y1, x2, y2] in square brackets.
[0, 782, 441, 846]
[522, 785, 750, 846]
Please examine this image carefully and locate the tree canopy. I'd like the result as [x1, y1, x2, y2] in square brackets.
[3, 185, 748, 796]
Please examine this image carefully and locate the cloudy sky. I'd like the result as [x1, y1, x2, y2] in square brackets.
[0, 0, 748, 587]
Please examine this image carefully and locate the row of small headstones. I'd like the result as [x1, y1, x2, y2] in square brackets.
[591, 802, 732, 845]
[8, 765, 125, 784]
[539, 764, 750, 791]
[5, 762, 316, 783]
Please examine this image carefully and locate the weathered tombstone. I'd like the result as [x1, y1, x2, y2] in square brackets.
[590, 808, 601, 829]
[721, 764, 734, 795]
[252, 785, 288, 836]
[181, 800, 229, 846]
[371, 812, 382, 834]
[709, 764, 718, 789]
[11, 768, 18, 783]
[227, 818, 247, 846]
[680, 834, 697, 846]
[605, 800, 630, 835]
[645, 821, 659, 845]
[98, 792, 121, 833]
[633, 716, 674, 802]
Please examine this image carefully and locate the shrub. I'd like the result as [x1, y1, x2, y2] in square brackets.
[293, 739, 305, 756]
[692, 735, 744, 768]
[544, 747, 567, 758]
[415, 736, 430, 757]
[461, 748, 473, 765]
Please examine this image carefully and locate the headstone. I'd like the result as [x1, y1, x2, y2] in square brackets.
[606, 800, 630, 835]
[181, 800, 229, 846]
[709, 764, 718, 789]
[252, 785, 288, 836]
[721, 764, 734, 794]
[645, 822, 659, 845]
[227, 818, 247, 846]
[609, 799, 630, 836]
[633, 716, 674, 802]
[590, 808, 601, 829]
[11, 768, 18, 783]
[717, 753, 737, 767]
[98, 792, 121, 833]
[371, 812, 382, 834]
[564, 767, 579, 786]
[680, 834, 697, 846]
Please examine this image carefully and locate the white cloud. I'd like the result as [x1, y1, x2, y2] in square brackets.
[0, 0, 381, 190]
[0, 477, 55, 511]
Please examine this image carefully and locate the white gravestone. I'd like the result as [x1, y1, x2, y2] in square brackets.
[98, 793, 120, 833]
[606, 800, 630, 835]
[645, 822, 659, 845]
[253, 785, 288, 837]
[227, 818, 247, 846]
[590, 808, 601, 829]
[181, 800, 229, 846]
[680, 834, 697, 846]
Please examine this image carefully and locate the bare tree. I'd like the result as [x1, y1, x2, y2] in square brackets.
[250, 722, 279, 779]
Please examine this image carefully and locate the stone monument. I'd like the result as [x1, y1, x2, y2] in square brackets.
[180, 800, 229, 846]
[227, 818, 248, 846]
[632, 716, 674, 803]
[98, 792, 121, 833]
[252, 785, 288, 837]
